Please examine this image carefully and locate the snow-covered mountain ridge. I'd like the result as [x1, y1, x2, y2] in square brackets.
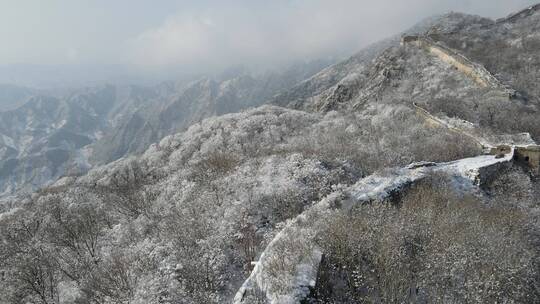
[0, 61, 331, 199]
[1, 3, 539, 304]
[235, 147, 517, 303]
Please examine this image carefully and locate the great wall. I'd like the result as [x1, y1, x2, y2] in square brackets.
[412, 102, 540, 174]
[235, 26, 540, 302]
[234, 133, 539, 303]
[234, 147, 524, 303]
[234, 101, 539, 303]
[496, 3, 540, 24]
[402, 34, 540, 174]
[400, 35, 517, 98]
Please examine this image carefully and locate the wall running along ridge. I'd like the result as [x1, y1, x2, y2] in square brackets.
[404, 36, 540, 174]
[234, 149, 517, 304]
[496, 3, 540, 24]
[413, 102, 540, 174]
[401, 36, 516, 99]
[412, 102, 487, 149]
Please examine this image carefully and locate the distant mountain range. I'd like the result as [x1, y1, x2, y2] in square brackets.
[1, 4, 539, 304]
[3, 7, 540, 200]
[0, 60, 331, 198]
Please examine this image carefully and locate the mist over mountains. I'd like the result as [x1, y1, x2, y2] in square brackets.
[0, 59, 332, 198]
[0, 2, 539, 304]
[1, 1, 537, 88]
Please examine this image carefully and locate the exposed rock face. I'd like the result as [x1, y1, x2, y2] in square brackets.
[274, 8, 540, 147]
[275, 43, 510, 114]
[271, 13, 499, 112]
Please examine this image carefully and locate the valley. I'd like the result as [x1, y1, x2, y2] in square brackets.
[0, 3, 539, 304]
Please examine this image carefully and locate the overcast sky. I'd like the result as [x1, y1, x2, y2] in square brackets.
[0, 0, 537, 78]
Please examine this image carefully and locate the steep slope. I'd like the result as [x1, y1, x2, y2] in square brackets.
[423, 4, 540, 140]
[90, 60, 331, 164]
[234, 148, 520, 303]
[0, 106, 355, 303]
[0, 85, 169, 197]
[272, 12, 493, 110]
[1, 98, 536, 303]
[1, 5, 539, 304]
[274, 10, 539, 143]
[0, 101, 485, 303]
[0, 61, 331, 198]
[433, 4, 540, 102]
[0, 84, 36, 111]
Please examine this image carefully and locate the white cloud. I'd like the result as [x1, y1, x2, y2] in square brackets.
[66, 47, 79, 63]
[127, 3, 368, 69]
[129, 16, 214, 66]
[126, 0, 538, 71]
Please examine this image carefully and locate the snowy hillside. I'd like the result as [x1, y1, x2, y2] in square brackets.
[0, 3, 539, 304]
[0, 61, 331, 199]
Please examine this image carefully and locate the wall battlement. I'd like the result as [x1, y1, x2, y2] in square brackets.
[490, 145, 540, 175]
[401, 35, 517, 99]
[515, 146, 540, 174]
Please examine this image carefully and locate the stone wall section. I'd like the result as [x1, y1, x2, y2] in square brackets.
[401, 36, 516, 99]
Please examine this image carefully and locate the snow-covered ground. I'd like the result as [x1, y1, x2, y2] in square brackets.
[234, 148, 515, 304]
[436, 147, 513, 181]
[1, 134, 16, 150]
